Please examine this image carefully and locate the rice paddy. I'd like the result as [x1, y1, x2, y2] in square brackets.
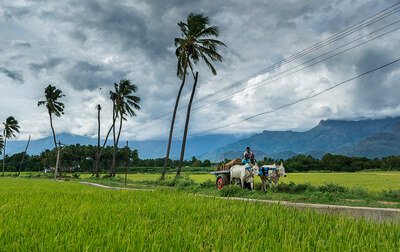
[79, 171, 400, 192]
[0, 178, 399, 251]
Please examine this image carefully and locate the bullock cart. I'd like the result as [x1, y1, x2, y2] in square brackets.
[211, 164, 258, 190]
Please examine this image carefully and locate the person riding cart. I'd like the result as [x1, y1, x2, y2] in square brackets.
[243, 147, 256, 165]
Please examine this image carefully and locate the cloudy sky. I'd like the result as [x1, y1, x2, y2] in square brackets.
[1, 0, 400, 141]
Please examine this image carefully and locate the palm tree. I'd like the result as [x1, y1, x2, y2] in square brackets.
[37, 85, 65, 149]
[97, 97, 117, 177]
[109, 79, 140, 177]
[0, 135, 3, 155]
[2, 116, 20, 176]
[38, 85, 65, 177]
[93, 104, 101, 177]
[174, 13, 225, 176]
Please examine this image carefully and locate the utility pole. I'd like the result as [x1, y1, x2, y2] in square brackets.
[125, 141, 128, 186]
[18, 135, 31, 176]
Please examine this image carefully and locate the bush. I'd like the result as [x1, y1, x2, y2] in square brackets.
[381, 190, 400, 200]
[200, 179, 214, 188]
[276, 182, 315, 193]
[156, 176, 197, 189]
[72, 173, 80, 179]
[219, 185, 242, 197]
[348, 186, 369, 198]
[318, 183, 348, 193]
[176, 177, 197, 190]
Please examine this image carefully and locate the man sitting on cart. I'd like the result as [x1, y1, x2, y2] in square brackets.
[243, 147, 256, 166]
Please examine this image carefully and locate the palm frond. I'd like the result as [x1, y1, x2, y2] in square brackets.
[3, 116, 20, 139]
[175, 12, 225, 77]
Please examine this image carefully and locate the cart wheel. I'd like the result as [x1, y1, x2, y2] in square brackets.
[216, 174, 229, 191]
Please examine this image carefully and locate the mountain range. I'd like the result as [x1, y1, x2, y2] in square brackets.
[200, 117, 400, 161]
[6, 133, 246, 160]
[6, 117, 400, 162]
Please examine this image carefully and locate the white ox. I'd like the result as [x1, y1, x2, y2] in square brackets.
[258, 162, 286, 192]
[230, 164, 259, 190]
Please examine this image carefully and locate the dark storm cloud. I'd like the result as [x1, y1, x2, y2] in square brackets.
[12, 40, 31, 48]
[64, 61, 127, 90]
[2, 5, 30, 20]
[353, 47, 400, 108]
[49, 1, 163, 58]
[1, 0, 399, 140]
[29, 57, 63, 72]
[0, 67, 23, 83]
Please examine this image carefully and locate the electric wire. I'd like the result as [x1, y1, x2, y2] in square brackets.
[189, 58, 400, 136]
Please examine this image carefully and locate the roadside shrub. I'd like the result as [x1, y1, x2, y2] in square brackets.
[200, 179, 214, 188]
[42, 173, 53, 179]
[176, 177, 197, 190]
[156, 176, 197, 189]
[348, 186, 369, 198]
[318, 182, 348, 193]
[381, 190, 400, 200]
[276, 182, 315, 193]
[219, 185, 242, 197]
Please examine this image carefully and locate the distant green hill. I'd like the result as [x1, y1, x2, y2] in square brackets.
[201, 117, 400, 161]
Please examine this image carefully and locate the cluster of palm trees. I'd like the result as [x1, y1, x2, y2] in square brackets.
[37, 81, 140, 179]
[162, 13, 225, 179]
[1, 13, 223, 179]
[1, 116, 20, 176]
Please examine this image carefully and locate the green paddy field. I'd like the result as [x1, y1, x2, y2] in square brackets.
[0, 178, 399, 251]
[79, 171, 400, 191]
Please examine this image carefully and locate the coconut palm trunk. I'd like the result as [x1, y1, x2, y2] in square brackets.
[49, 112, 61, 178]
[110, 114, 123, 177]
[177, 72, 198, 175]
[94, 105, 101, 177]
[97, 107, 117, 171]
[2, 134, 6, 176]
[18, 135, 31, 176]
[49, 112, 57, 149]
[110, 105, 117, 177]
[162, 66, 188, 180]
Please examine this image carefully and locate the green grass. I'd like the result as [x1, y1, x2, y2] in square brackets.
[90, 171, 400, 192]
[283, 171, 400, 192]
[9, 171, 400, 192]
[0, 178, 399, 251]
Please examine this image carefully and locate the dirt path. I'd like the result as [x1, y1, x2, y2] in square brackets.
[80, 182, 400, 222]
[222, 197, 400, 222]
[80, 182, 154, 191]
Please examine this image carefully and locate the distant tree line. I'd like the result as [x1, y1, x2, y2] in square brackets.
[0, 144, 212, 174]
[2, 144, 400, 174]
[259, 153, 400, 172]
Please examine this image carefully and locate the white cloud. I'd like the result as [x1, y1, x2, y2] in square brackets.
[1, 0, 399, 142]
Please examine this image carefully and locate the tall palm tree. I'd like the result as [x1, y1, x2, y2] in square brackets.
[97, 97, 117, 176]
[2, 116, 20, 176]
[37, 85, 65, 149]
[174, 13, 225, 176]
[109, 79, 140, 177]
[93, 104, 101, 177]
[38, 84, 64, 177]
[0, 135, 3, 154]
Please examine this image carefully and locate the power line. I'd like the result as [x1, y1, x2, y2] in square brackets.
[195, 3, 400, 104]
[190, 57, 400, 136]
[130, 2, 400, 130]
[135, 18, 400, 129]
[187, 22, 400, 115]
